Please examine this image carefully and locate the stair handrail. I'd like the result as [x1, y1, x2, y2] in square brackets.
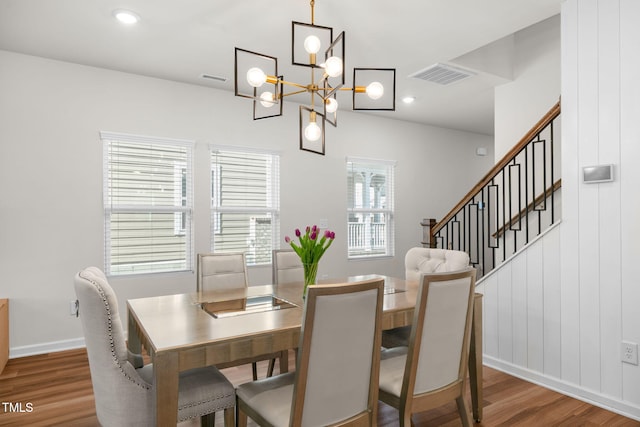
[432, 100, 561, 237]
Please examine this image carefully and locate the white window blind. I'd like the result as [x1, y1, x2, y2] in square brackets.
[210, 146, 280, 266]
[346, 157, 395, 258]
[101, 132, 194, 276]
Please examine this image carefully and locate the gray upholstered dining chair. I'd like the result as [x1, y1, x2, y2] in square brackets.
[74, 267, 235, 427]
[236, 278, 385, 427]
[272, 249, 304, 285]
[378, 268, 477, 427]
[382, 247, 470, 349]
[197, 252, 286, 380]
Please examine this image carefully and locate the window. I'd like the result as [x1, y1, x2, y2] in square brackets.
[101, 132, 193, 276]
[347, 157, 395, 258]
[210, 147, 280, 266]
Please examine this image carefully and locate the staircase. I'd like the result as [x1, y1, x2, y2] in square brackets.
[427, 101, 561, 279]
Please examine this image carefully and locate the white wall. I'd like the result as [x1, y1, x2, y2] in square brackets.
[481, 0, 640, 420]
[0, 50, 493, 356]
[494, 14, 561, 160]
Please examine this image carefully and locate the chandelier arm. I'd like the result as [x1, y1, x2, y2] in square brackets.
[280, 89, 309, 98]
[315, 87, 337, 100]
[342, 86, 367, 93]
[310, 67, 316, 108]
[310, 0, 315, 25]
[279, 79, 308, 90]
[314, 73, 331, 88]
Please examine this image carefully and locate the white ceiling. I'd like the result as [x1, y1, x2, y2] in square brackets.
[0, 0, 561, 136]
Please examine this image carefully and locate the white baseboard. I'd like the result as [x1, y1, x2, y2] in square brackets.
[10, 337, 86, 359]
[484, 355, 640, 422]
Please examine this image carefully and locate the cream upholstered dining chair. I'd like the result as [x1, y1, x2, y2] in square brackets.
[197, 252, 250, 292]
[272, 249, 304, 285]
[378, 268, 477, 427]
[74, 267, 235, 427]
[404, 247, 470, 281]
[236, 278, 385, 427]
[382, 247, 470, 349]
[267, 249, 304, 374]
[197, 252, 286, 381]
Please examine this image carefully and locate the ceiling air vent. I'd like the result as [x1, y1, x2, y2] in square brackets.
[409, 63, 475, 85]
[201, 74, 227, 82]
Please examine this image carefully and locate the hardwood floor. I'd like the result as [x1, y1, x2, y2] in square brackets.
[1, 348, 638, 426]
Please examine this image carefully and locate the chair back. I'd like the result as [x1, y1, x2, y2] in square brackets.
[197, 252, 249, 292]
[74, 267, 153, 426]
[272, 249, 303, 284]
[291, 279, 384, 426]
[404, 247, 470, 281]
[406, 268, 476, 397]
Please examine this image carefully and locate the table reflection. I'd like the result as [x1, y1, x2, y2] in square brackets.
[201, 294, 298, 319]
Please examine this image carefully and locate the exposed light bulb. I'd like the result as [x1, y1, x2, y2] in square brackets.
[246, 67, 267, 87]
[366, 81, 384, 100]
[304, 121, 322, 141]
[325, 98, 338, 113]
[324, 56, 343, 78]
[303, 35, 321, 54]
[260, 91, 275, 108]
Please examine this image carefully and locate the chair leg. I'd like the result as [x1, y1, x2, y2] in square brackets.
[223, 407, 235, 427]
[399, 413, 412, 427]
[456, 395, 473, 427]
[200, 413, 214, 427]
[252, 362, 258, 381]
[237, 405, 248, 427]
[267, 358, 276, 377]
[397, 404, 412, 427]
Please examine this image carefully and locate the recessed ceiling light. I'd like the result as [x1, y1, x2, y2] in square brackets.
[113, 9, 140, 25]
[402, 96, 416, 104]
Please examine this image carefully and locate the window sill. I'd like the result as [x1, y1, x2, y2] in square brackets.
[348, 255, 394, 262]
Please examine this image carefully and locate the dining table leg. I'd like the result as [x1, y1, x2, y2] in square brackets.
[280, 349, 289, 373]
[469, 293, 483, 422]
[153, 351, 179, 426]
[127, 309, 142, 355]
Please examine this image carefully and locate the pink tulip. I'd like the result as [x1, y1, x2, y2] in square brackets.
[285, 236, 291, 243]
[310, 231, 317, 240]
[295, 228, 301, 237]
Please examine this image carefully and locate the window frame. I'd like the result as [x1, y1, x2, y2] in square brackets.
[209, 145, 280, 266]
[346, 156, 395, 259]
[101, 131, 194, 276]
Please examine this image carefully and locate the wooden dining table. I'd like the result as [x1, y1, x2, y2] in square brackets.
[126, 275, 483, 426]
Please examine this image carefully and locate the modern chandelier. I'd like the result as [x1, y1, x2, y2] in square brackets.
[234, 0, 396, 155]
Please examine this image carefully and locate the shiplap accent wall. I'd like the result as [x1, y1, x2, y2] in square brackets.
[478, 0, 640, 420]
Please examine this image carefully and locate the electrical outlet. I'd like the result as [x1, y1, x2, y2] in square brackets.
[70, 299, 79, 317]
[621, 341, 639, 365]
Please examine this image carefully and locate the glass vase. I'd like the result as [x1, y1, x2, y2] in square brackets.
[303, 262, 319, 299]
